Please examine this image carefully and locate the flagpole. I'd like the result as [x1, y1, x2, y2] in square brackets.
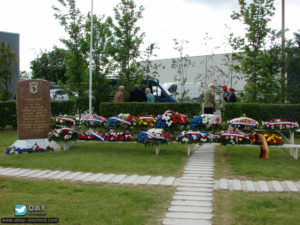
[89, 0, 94, 114]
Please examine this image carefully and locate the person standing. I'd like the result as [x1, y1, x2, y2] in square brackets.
[222, 85, 229, 103]
[113, 86, 125, 103]
[145, 88, 154, 102]
[203, 83, 216, 114]
[129, 85, 147, 102]
[228, 88, 237, 103]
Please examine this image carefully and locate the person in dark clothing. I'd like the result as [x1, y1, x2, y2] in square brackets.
[228, 88, 237, 103]
[129, 85, 147, 102]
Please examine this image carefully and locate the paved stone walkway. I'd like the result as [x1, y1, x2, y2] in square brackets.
[163, 143, 215, 225]
[0, 166, 179, 186]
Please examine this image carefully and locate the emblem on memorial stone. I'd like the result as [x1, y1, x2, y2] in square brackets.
[29, 82, 38, 94]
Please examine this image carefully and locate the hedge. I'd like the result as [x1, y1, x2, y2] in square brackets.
[0, 101, 17, 128]
[223, 103, 300, 123]
[2, 101, 300, 129]
[99, 102, 202, 118]
[0, 100, 77, 128]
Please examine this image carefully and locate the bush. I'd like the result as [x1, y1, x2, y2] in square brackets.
[223, 103, 300, 123]
[0, 100, 78, 129]
[51, 100, 77, 116]
[0, 101, 16, 128]
[99, 102, 202, 118]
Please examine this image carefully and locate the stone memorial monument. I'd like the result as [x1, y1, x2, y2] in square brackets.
[11, 79, 60, 150]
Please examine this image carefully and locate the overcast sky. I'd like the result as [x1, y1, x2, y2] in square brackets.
[1, 0, 299, 71]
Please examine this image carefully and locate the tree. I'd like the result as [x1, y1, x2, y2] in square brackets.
[286, 32, 300, 103]
[0, 41, 17, 101]
[171, 39, 194, 101]
[141, 43, 164, 81]
[19, 70, 31, 80]
[30, 47, 68, 84]
[230, 0, 283, 103]
[85, 13, 114, 112]
[53, 0, 88, 98]
[112, 0, 145, 91]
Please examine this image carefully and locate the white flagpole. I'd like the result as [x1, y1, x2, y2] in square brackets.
[89, 0, 94, 114]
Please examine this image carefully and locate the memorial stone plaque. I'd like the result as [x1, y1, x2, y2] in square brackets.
[16, 79, 51, 140]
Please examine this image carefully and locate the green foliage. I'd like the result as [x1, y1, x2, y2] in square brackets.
[52, 0, 88, 98]
[171, 39, 193, 101]
[30, 47, 68, 84]
[0, 41, 17, 101]
[112, 0, 145, 91]
[223, 103, 300, 123]
[0, 101, 16, 128]
[230, 0, 283, 103]
[99, 102, 201, 118]
[286, 32, 300, 103]
[50, 100, 77, 116]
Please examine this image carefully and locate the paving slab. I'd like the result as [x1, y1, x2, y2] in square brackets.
[179, 179, 214, 184]
[168, 206, 212, 213]
[177, 187, 213, 192]
[10, 169, 31, 176]
[175, 191, 213, 197]
[232, 179, 242, 191]
[257, 181, 269, 192]
[49, 171, 71, 179]
[97, 174, 115, 183]
[39, 170, 61, 179]
[109, 174, 127, 184]
[160, 177, 176, 186]
[147, 176, 163, 185]
[133, 175, 151, 185]
[178, 183, 213, 188]
[61, 172, 82, 180]
[0, 168, 22, 176]
[72, 172, 93, 181]
[120, 175, 139, 184]
[30, 170, 51, 178]
[173, 195, 213, 201]
[19, 169, 41, 177]
[83, 173, 103, 182]
[0, 167, 13, 173]
[165, 212, 212, 220]
[163, 218, 211, 225]
[219, 178, 229, 190]
[171, 200, 212, 207]
[284, 181, 298, 192]
[245, 180, 256, 192]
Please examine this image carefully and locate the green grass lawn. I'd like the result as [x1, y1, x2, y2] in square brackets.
[215, 145, 300, 180]
[0, 129, 188, 177]
[0, 177, 173, 225]
[213, 190, 300, 225]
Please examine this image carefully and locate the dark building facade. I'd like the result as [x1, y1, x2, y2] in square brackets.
[0, 31, 20, 98]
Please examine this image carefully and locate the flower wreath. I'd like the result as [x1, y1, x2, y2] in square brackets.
[177, 130, 211, 144]
[137, 128, 169, 144]
[79, 131, 106, 141]
[250, 133, 283, 146]
[105, 130, 132, 142]
[156, 110, 188, 128]
[134, 116, 156, 127]
[263, 118, 299, 130]
[6, 145, 54, 155]
[107, 114, 135, 128]
[190, 114, 221, 131]
[54, 115, 78, 127]
[48, 127, 78, 142]
[227, 116, 259, 131]
[80, 114, 107, 128]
